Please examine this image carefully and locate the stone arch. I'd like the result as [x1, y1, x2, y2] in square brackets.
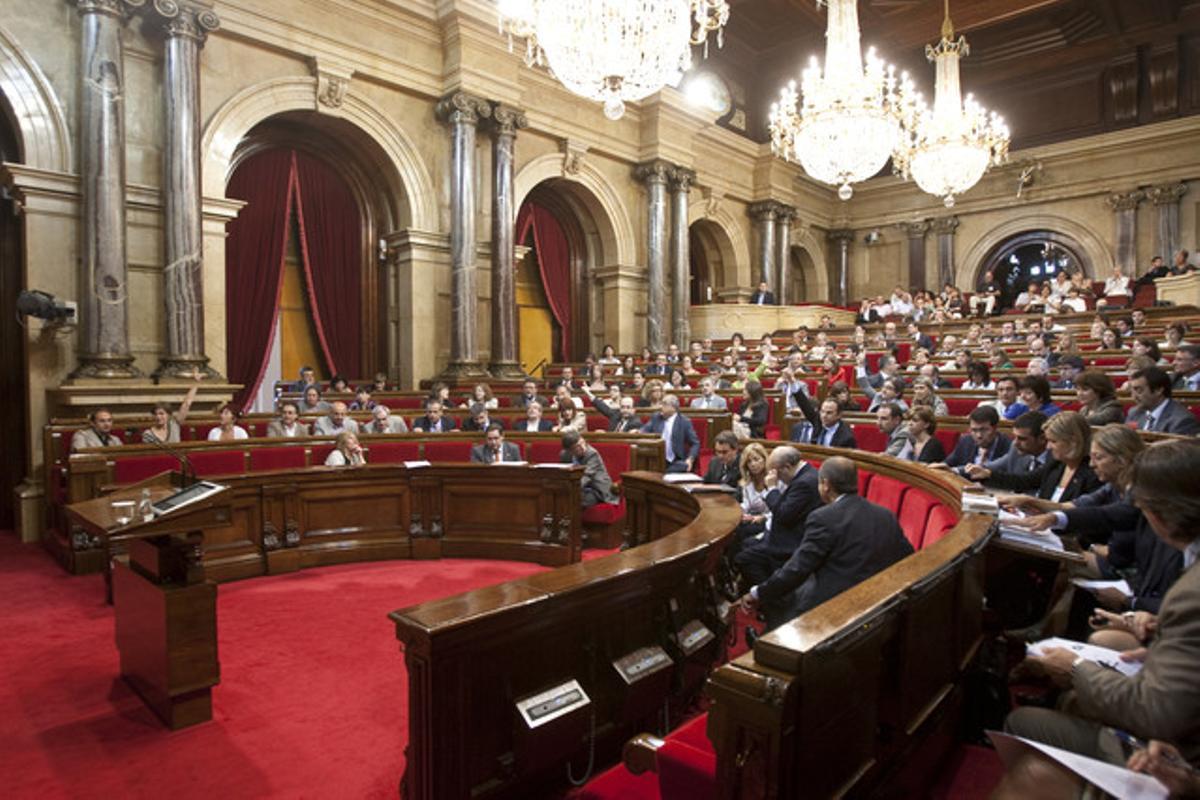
[687, 203, 752, 289]
[0, 22, 71, 172]
[958, 213, 1111, 288]
[201, 76, 436, 231]
[514, 153, 635, 269]
[790, 226, 831, 302]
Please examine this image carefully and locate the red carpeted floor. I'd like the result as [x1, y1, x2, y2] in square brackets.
[0, 532, 553, 799]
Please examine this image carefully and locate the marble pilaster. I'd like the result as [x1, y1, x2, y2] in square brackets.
[932, 216, 960, 289]
[149, 0, 221, 380]
[897, 220, 930, 290]
[774, 206, 796, 303]
[487, 104, 527, 379]
[69, 0, 146, 379]
[634, 160, 670, 353]
[1104, 190, 1143, 274]
[436, 91, 491, 378]
[668, 166, 694, 349]
[1146, 183, 1188, 265]
[749, 201, 778, 288]
[827, 229, 854, 306]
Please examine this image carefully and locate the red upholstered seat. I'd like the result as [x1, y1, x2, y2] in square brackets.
[866, 474, 908, 515]
[310, 443, 336, 464]
[656, 713, 716, 800]
[422, 441, 472, 462]
[592, 441, 632, 482]
[587, 414, 609, 431]
[898, 490, 937, 550]
[852, 424, 887, 453]
[244, 422, 266, 438]
[582, 498, 624, 525]
[188, 450, 247, 477]
[192, 423, 218, 441]
[935, 430, 960, 456]
[695, 452, 712, 476]
[365, 441, 422, 464]
[687, 416, 709, 448]
[944, 397, 978, 416]
[923, 504, 957, 547]
[857, 470, 873, 498]
[113, 454, 179, 485]
[577, 765, 660, 800]
[764, 424, 781, 440]
[527, 440, 562, 464]
[249, 446, 307, 472]
[392, 396, 424, 409]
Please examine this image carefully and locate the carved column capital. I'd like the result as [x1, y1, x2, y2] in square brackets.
[75, 0, 146, 18]
[1146, 182, 1188, 206]
[749, 200, 781, 222]
[931, 216, 960, 236]
[149, 0, 220, 41]
[633, 159, 672, 186]
[489, 104, 528, 138]
[667, 165, 696, 193]
[1105, 190, 1144, 212]
[896, 219, 931, 239]
[827, 228, 855, 243]
[436, 91, 490, 127]
[774, 204, 797, 223]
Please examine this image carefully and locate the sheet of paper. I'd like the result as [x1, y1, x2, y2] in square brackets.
[988, 731, 1167, 800]
[1071, 577, 1134, 597]
[661, 472, 703, 483]
[1026, 637, 1142, 676]
[998, 509, 1027, 523]
[999, 527, 1065, 552]
[402, 460, 431, 468]
[532, 462, 573, 469]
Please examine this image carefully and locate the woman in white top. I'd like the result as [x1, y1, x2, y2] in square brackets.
[553, 401, 588, 433]
[207, 404, 249, 441]
[460, 383, 499, 411]
[143, 373, 201, 444]
[325, 431, 365, 466]
[598, 344, 621, 365]
[586, 364, 607, 391]
[738, 443, 772, 533]
[1102, 265, 1131, 298]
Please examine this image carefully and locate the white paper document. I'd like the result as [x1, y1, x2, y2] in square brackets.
[532, 462, 573, 469]
[1026, 637, 1142, 676]
[661, 472, 703, 483]
[403, 460, 431, 469]
[999, 527, 1065, 552]
[1071, 578, 1134, 597]
[988, 731, 1168, 800]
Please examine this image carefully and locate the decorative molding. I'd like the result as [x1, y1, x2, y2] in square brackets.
[667, 165, 696, 192]
[633, 159, 672, 185]
[931, 216, 960, 236]
[701, 187, 723, 219]
[310, 57, 354, 110]
[560, 138, 587, 176]
[896, 220, 930, 239]
[1145, 182, 1187, 206]
[748, 200, 781, 222]
[435, 90, 491, 127]
[489, 103, 528, 138]
[826, 228, 855, 243]
[150, 0, 220, 41]
[1105, 190, 1144, 212]
[76, 0, 147, 18]
[0, 23, 72, 172]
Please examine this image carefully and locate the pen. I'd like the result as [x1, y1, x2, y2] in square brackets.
[1112, 730, 1200, 775]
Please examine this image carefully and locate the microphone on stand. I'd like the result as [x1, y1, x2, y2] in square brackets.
[144, 433, 197, 487]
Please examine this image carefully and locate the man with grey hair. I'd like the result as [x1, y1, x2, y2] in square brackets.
[741, 455, 913, 631]
[689, 376, 728, 410]
[312, 400, 360, 436]
[640, 394, 700, 473]
[733, 445, 820, 589]
[364, 404, 408, 434]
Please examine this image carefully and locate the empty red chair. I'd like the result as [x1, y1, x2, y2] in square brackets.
[857, 470, 874, 498]
[866, 474, 909, 515]
[310, 443, 336, 464]
[852, 424, 887, 453]
[526, 440, 562, 464]
[687, 416, 710, 448]
[188, 450, 247, 477]
[112, 454, 178, 485]
[367, 442, 422, 464]
[944, 397, 978, 417]
[422, 441, 472, 462]
[249, 446, 307, 472]
[935, 430, 960, 456]
[923, 504, 958, 547]
[897, 490, 937, 550]
[587, 414, 609, 431]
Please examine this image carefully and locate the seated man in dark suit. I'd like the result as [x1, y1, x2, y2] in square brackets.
[461, 402, 504, 432]
[740, 456, 914, 632]
[514, 400, 555, 432]
[702, 431, 742, 490]
[733, 445, 821, 590]
[788, 386, 858, 449]
[412, 399, 457, 433]
[640, 394, 700, 473]
[749, 281, 777, 305]
[560, 430, 618, 509]
[1125, 366, 1200, 435]
[470, 423, 521, 464]
[939, 405, 1011, 470]
[1170, 344, 1200, 393]
[581, 384, 643, 432]
[514, 378, 546, 410]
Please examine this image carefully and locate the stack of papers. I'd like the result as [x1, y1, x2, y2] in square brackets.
[1071, 578, 1133, 597]
[999, 527, 1065, 552]
[1026, 636, 1142, 676]
[662, 472, 703, 483]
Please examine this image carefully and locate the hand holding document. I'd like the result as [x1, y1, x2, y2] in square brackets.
[988, 731, 1168, 800]
[1071, 578, 1133, 597]
[1026, 636, 1142, 676]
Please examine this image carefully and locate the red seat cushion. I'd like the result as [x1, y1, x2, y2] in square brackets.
[392, 396, 424, 409]
[112, 454, 179, 485]
[857, 470, 873, 498]
[591, 442, 632, 483]
[188, 450, 247, 477]
[898, 490, 937, 550]
[670, 714, 712, 752]
[249, 446, 307, 472]
[422, 441, 472, 462]
[582, 498, 625, 525]
[852, 424, 887, 453]
[310, 443, 336, 464]
[944, 397, 978, 416]
[866, 474, 909, 515]
[526, 441, 562, 464]
[578, 766, 660, 800]
[587, 414, 609, 431]
[935, 430, 960, 456]
[657, 739, 716, 800]
[367, 442, 423, 464]
[924, 504, 957, 547]
[687, 416, 709, 447]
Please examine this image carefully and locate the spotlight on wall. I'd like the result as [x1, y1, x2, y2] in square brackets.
[17, 290, 76, 323]
[863, 230, 882, 246]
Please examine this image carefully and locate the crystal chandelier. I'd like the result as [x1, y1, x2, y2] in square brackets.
[768, 0, 917, 201]
[892, 1, 1010, 207]
[496, 0, 730, 121]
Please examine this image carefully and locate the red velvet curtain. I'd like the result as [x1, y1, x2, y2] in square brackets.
[517, 202, 572, 358]
[293, 152, 362, 379]
[225, 149, 296, 411]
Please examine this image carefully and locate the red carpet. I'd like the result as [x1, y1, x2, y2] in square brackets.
[0, 532, 551, 799]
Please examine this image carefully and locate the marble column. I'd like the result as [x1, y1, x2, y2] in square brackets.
[1105, 190, 1143, 275]
[897, 220, 930, 290]
[828, 229, 854, 306]
[150, 0, 220, 379]
[70, 0, 146, 379]
[749, 201, 778, 287]
[486, 104, 527, 379]
[668, 166, 695, 349]
[634, 160, 670, 353]
[1146, 183, 1188, 265]
[774, 206, 796, 303]
[932, 216, 960, 289]
[436, 91, 491, 378]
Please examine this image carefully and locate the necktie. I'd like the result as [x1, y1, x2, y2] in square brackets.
[494, 449, 501, 463]
[822, 427, 833, 447]
[1142, 414, 1155, 431]
[663, 419, 676, 462]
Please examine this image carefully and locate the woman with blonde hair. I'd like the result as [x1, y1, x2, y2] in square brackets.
[638, 378, 665, 409]
[325, 430, 365, 466]
[732, 443, 772, 550]
[994, 411, 1101, 505]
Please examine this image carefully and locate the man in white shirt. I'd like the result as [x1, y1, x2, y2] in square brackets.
[977, 376, 1020, 420]
[267, 402, 307, 437]
[312, 401, 359, 436]
[1126, 367, 1200, 435]
[689, 377, 728, 410]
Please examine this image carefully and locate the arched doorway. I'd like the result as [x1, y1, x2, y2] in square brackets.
[0, 92, 27, 528]
[980, 230, 1092, 309]
[225, 112, 399, 408]
[790, 246, 819, 303]
[689, 219, 735, 303]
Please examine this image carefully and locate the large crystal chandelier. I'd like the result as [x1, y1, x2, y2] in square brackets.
[768, 0, 917, 201]
[496, 0, 730, 121]
[892, 1, 1010, 207]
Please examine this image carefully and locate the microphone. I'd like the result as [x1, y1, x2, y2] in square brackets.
[144, 433, 197, 488]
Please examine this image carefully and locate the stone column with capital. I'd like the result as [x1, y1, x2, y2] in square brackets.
[70, 0, 147, 379]
[1105, 190, 1143, 275]
[1146, 183, 1188, 267]
[774, 206, 796, 303]
[932, 216, 960, 289]
[436, 91, 491, 378]
[668, 166, 694, 350]
[749, 201, 778, 288]
[634, 160, 670, 353]
[487, 104, 527, 379]
[148, 0, 221, 380]
[896, 220, 931, 291]
[827, 229, 854, 306]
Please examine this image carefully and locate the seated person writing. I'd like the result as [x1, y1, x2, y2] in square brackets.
[470, 423, 521, 464]
[702, 431, 742, 490]
[560, 430, 618, 509]
[461, 402, 503, 433]
[324, 431, 365, 466]
[938, 406, 1011, 469]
